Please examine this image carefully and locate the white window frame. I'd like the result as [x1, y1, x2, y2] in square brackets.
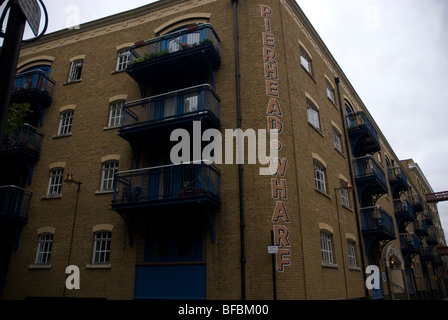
[333, 129, 342, 152]
[347, 239, 357, 268]
[92, 231, 112, 264]
[68, 60, 83, 82]
[314, 162, 326, 193]
[307, 102, 320, 130]
[116, 50, 131, 71]
[35, 233, 53, 265]
[320, 231, 333, 264]
[300, 47, 312, 75]
[101, 161, 118, 191]
[340, 180, 350, 208]
[326, 81, 335, 103]
[58, 110, 74, 136]
[48, 168, 63, 196]
[108, 101, 124, 128]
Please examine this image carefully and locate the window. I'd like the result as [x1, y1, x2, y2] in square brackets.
[116, 50, 131, 71]
[68, 60, 83, 82]
[314, 162, 326, 193]
[307, 101, 320, 131]
[347, 240, 357, 268]
[58, 110, 74, 135]
[300, 46, 312, 75]
[108, 101, 124, 127]
[48, 168, 63, 196]
[101, 161, 118, 191]
[92, 231, 111, 264]
[333, 128, 342, 152]
[320, 231, 333, 264]
[340, 180, 350, 208]
[326, 81, 335, 103]
[35, 233, 53, 265]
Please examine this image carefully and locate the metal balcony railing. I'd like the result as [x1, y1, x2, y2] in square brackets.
[129, 24, 220, 66]
[353, 156, 388, 191]
[399, 233, 421, 252]
[346, 111, 380, 154]
[361, 206, 395, 237]
[393, 198, 415, 221]
[12, 69, 55, 99]
[421, 211, 433, 225]
[121, 84, 220, 132]
[112, 162, 220, 208]
[0, 186, 32, 221]
[1, 123, 44, 157]
[426, 232, 438, 246]
[414, 219, 428, 236]
[420, 245, 434, 262]
[409, 194, 424, 213]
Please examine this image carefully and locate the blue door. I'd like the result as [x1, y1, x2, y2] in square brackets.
[134, 219, 206, 300]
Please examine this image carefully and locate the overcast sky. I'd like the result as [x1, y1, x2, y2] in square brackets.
[2, 0, 448, 239]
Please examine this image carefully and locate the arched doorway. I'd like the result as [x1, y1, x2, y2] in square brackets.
[385, 245, 409, 300]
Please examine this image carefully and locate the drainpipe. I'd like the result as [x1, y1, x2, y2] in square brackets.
[335, 77, 369, 299]
[231, 0, 246, 300]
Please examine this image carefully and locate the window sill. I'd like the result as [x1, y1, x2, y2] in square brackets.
[322, 262, 338, 269]
[63, 79, 82, 86]
[103, 126, 120, 131]
[41, 195, 62, 200]
[308, 122, 324, 137]
[349, 266, 362, 272]
[315, 188, 331, 200]
[335, 148, 346, 159]
[29, 264, 51, 270]
[301, 65, 317, 83]
[86, 264, 111, 269]
[52, 133, 72, 139]
[94, 190, 113, 195]
[111, 69, 127, 75]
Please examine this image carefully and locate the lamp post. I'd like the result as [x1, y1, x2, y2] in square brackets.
[334, 181, 354, 300]
[62, 173, 82, 298]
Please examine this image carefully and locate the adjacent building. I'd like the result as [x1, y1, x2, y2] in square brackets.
[1, 0, 446, 300]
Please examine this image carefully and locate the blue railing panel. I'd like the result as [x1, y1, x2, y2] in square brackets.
[399, 233, 421, 251]
[12, 69, 55, 98]
[361, 206, 395, 236]
[347, 111, 379, 140]
[113, 163, 220, 206]
[129, 24, 220, 65]
[353, 156, 387, 188]
[1, 124, 44, 156]
[121, 84, 220, 129]
[0, 186, 32, 220]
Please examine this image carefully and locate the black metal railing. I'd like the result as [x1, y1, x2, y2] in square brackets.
[1, 123, 44, 157]
[129, 24, 220, 66]
[399, 233, 421, 252]
[353, 156, 387, 188]
[347, 111, 378, 139]
[12, 69, 55, 99]
[0, 186, 32, 220]
[113, 162, 220, 206]
[393, 198, 415, 221]
[121, 84, 220, 130]
[361, 206, 395, 236]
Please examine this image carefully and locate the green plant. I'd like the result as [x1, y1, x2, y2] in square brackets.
[6, 103, 32, 135]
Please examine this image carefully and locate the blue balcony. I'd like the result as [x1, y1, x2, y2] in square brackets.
[414, 220, 428, 237]
[361, 206, 396, 239]
[119, 84, 220, 144]
[353, 156, 388, 201]
[12, 69, 55, 104]
[399, 233, 421, 255]
[127, 24, 221, 86]
[0, 186, 32, 224]
[388, 166, 409, 196]
[426, 232, 438, 246]
[408, 194, 424, 213]
[112, 162, 220, 212]
[420, 245, 434, 262]
[347, 111, 380, 157]
[421, 211, 433, 226]
[393, 199, 415, 227]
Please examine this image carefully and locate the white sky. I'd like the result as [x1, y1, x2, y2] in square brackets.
[2, 0, 448, 240]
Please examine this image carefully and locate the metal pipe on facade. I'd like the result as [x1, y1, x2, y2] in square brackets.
[335, 76, 369, 299]
[231, 0, 246, 300]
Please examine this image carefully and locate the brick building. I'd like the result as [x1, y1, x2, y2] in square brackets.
[0, 0, 446, 300]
